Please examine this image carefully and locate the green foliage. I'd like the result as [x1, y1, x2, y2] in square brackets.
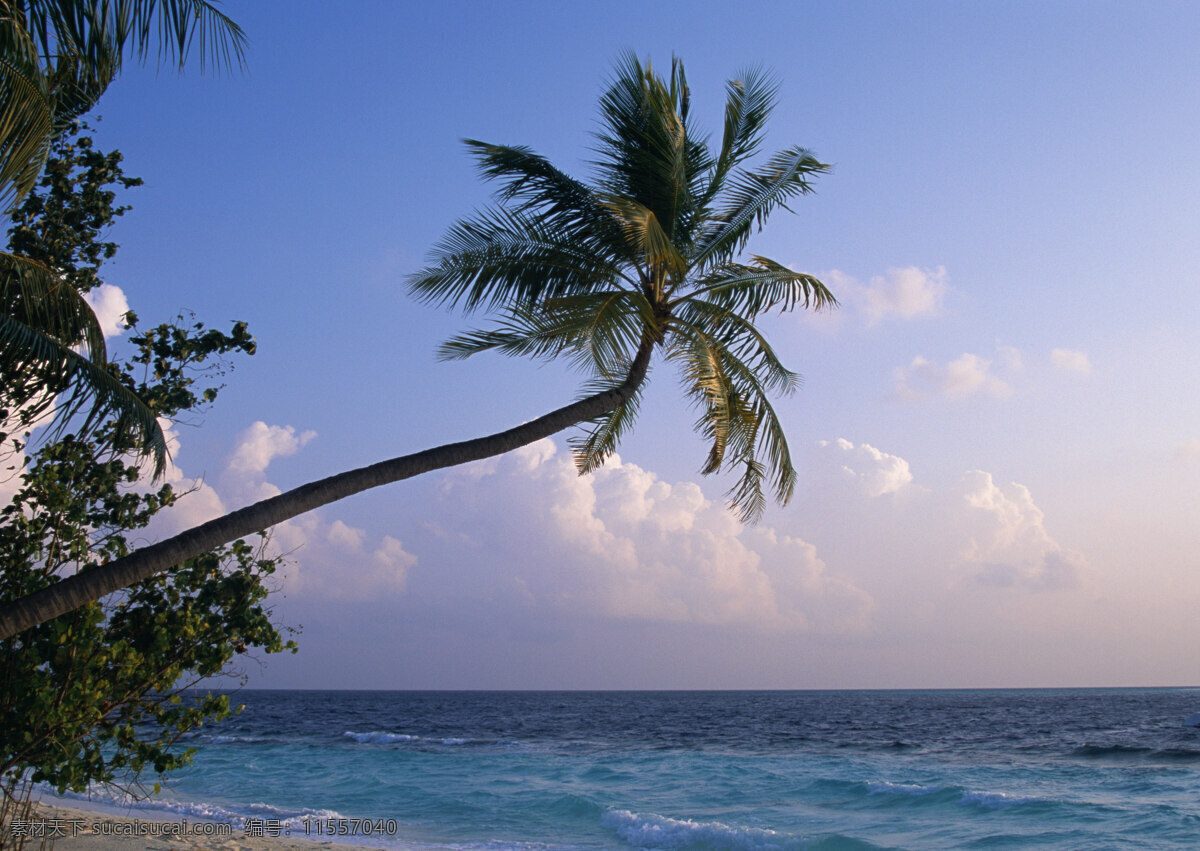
[409, 53, 837, 521]
[0, 127, 294, 796]
[0, 441, 292, 791]
[0, 121, 166, 474]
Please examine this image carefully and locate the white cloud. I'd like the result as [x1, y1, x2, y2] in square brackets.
[227, 421, 316, 475]
[817, 438, 914, 497]
[806, 439, 1087, 594]
[824, 266, 948, 326]
[1051, 348, 1092, 375]
[83, 284, 131, 340]
[893, 352, 1012, 401]
[953, 471, 1086, 590]
[143, 419, 415, 601]
[433, 440, 875, 633]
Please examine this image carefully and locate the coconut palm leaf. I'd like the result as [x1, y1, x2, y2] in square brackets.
[0, 251, 106, 356]
[0, 251, 167, 474]
[463, 140, 627, 258]
[678, 256, 837, 317]
[408, 207, 635, 313]
[0, 7, 53, 212]
[1, 0, 245, 212]
[672, 297, 799, 395]
[571, 371, 646, 475]
[592, 52, 712, 244]
[699, 66, 777, 211]
[694, 146, 828, 268]
[23, 0, 245, 75]
[0, 313, 167, 474]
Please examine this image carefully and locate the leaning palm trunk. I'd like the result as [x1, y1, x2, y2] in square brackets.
[1, 55, 837, 639]
[0, 343, 651, 639]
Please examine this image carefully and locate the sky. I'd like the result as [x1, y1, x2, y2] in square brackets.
[36, 0, 1200, 689]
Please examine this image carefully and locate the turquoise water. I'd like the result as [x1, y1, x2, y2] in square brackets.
[60, 690, 1200, 849]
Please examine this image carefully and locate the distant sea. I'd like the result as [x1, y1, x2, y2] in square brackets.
[54, 689, 1200, 849]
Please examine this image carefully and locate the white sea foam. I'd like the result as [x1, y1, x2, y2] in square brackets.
[959, 790, 1039, 810]
[601, 809, 806, 850]
[342, 730, 502, 747]
[343, 730, 420, 744]
[866, 780, 940, 796]
[46, 783, 349, 829]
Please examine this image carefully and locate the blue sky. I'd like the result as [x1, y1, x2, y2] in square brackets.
[41, 1, 1200, 688]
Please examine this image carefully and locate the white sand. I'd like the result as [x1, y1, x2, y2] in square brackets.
[12, 802, 386, 851]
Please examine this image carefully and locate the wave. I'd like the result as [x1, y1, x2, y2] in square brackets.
[865, 781, 939, 797]
[343, 731, 421, 744]
[341, 730, 516, 748]
[843, 779, 1055, 813]
[206, 734, 272, 745]
[44, 784, 349, 832]
[601, 808, 860, 850]
[958, 790, 1042, 810]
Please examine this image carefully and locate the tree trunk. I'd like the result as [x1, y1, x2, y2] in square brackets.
[0, 345, 652, 640]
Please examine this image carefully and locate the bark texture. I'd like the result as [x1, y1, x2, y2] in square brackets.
[0, 347, 651, 640]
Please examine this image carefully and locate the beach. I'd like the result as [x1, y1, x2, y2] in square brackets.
[19, 802, 380, 851]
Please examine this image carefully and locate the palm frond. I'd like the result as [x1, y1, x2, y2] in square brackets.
[463, 140, 627, 257]
[678, 256, 837, 317]
[666, 316, 796, 522]
[407, 206, 630, 313]
[570, 369, 646, 475]
[0, 250, 106, 359]
[592, 51, 711, 245]
[701, 67, 777, 207]
[0, 312, 167, 476]
[599, 193, 686, 281]
[0, 9, 53, 211]
[693, 146, 828, 268]
[672, 297, 800, 395]
[440, 291, 650, 383]
[45, 46, 115, 129]
[25, 0, 246, 75]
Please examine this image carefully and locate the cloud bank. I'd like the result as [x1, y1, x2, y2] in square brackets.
[429, 440, 875, 633]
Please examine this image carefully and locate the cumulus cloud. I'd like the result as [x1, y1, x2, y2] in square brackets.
[808, 439, 1086, 593]
[1051, 348, 1092, 375]
[824, 266, 948, 326]
[83, 284, 131, 340]
[953, 471, 1085, 590]
[227, 421, 316, 475]
[816, 438, 914, 497]
[144, 419, 415, 601]
[893, 352, 1012, 401]
[433, 440, 875, 633]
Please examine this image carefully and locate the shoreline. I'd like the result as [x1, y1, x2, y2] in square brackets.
[19, 801, 387, 851]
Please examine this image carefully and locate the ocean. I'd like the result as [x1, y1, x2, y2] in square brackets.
[56, 689, 1200, 849]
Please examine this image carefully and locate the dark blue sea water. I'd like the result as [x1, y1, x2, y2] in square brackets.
[59, 689, 1200, 849]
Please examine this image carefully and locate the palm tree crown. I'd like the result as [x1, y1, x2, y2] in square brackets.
[410, 53, 835, 521]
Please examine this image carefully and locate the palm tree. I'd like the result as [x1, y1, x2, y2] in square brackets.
[0, 0, 246, 474]
[0, 53, 836, 639]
